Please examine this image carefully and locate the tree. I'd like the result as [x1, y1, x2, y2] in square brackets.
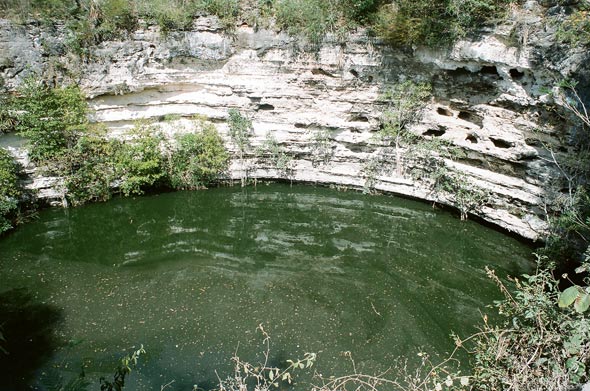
[379, 80, 431, 175]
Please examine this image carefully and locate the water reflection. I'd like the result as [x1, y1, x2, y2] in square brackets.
[0, 184, 532, 390]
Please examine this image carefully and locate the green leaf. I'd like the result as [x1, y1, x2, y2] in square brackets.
[574, 293, 590, 313]
[566, 357, 579, 370]
[559, 286, 580, 308]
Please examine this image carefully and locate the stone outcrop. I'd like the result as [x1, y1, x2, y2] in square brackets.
[1, 1, 587, 240]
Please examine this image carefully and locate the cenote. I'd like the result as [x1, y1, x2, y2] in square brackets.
[0, 184, 532, 390]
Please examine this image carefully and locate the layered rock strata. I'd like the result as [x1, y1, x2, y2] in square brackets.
[1, 2, 587, 240]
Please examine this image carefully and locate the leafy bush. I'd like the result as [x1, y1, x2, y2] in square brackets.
[0, 148, 21, 234]
[465, 265, 590, 390]
[115, 123, 166, 196]
[556, 2, 590, 47]
[433, 169, 490, 220]
[274, 0, 333, 44]
[139, 0, 197, 32]
[540, 82, 590, 265]
[64, 128, 119, 206]
[0, 0, 76, 21]
[10, 78, 87, 163]
[97, 0, 138, 37]
[227, 109, 253, 186]
[374, 0, 514, 46]
[228, 108, 253, 156]
[167, 122, 229, 190]
[257, 132, 293, 175]
[340, 0, 381, 23]
[199, 0, 240, 29]
[379, 81, 432, 144]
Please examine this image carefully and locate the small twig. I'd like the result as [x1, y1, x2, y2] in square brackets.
[370, 301, 382, 317]
[160, 379, 175, 391]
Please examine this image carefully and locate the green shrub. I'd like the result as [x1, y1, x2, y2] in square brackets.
[136, 0, 197, 32]
[0, 148, 21, 234]
[466, 264, 590, 390]
[0, 0, 76, 20]
[274, 0, 332, 44]
[340, 0, 381, 23]
[65, 18, 98, 56]
[227, 108, 253, 156]
[115, 123, 166, 196]
[199, 0, 239, 29]
[64, 129, 119, 206]
[556, 9, 590, 47]
[167, 122, 229, 190]
[374, 0, 514, 46]
[97, 0, 138, 38]
[257, 132, 293, 174]
[11, 78, 87, 164]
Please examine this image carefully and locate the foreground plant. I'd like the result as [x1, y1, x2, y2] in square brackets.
[464, 263, 590, 390]
[309, 261, 590, 391]
[213, 324, 316, 391]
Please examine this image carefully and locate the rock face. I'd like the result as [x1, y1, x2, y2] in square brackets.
[0, 3, 587, 240]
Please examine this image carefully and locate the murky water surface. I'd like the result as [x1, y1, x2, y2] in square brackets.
[0, 184, 532, 390]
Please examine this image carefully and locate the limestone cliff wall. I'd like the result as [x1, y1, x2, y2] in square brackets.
[1, 2, 587, 240]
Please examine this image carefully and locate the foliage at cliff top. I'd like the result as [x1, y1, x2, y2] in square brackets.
[0, 0, 519, 48]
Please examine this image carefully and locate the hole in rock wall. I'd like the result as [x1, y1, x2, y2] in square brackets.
[466, 133, 478, 144]
[481, 65, 500, 77]
[437, 107, 453, 116]
[295, 123, 310, 129]
[349, 114, 369, 122]
[447, 67, 472, 78]
[423, 127, 446, 137]
[490, 137, 514, 149]
[458, 111, 484, 127]
[257, 104, 275, 111]
[509, 68, 525, 80]
[350, 69, 359, 78]
[311, 68, 336, 78]
[367, 75, 374, 83]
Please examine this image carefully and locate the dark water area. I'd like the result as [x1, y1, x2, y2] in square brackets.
[0, 184, 532, 390]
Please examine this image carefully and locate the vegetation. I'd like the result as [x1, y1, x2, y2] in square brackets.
[10, 77, 87, 163]
[0, 79, 230, 218]
[374, 0, 515, 47]
[228, 108, 253, 186]
[432, 169, 490, 221]
[167, 122, 230, 190]
[64, 130, 117, 206]
[378, 80, 431, 176]
[364, 80, 428, 189]
[100, 345, 145, 391]
[256, 132, 293, 177]
[555, 1, 590, 47]
[0, 0, 517, 52]
[466, 264, 590, 390]
[540, 81, 590, 266]
[214, 325, 316, 391]
[308, 128, 334, 168]
[114, 123, 167, 196]
[0, 148, 21, 234]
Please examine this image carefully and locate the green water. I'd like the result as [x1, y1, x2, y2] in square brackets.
[0, 184, 532, 390]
